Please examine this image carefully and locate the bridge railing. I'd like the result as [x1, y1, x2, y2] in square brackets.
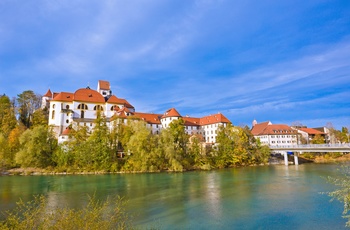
[269, 143, 350, 149]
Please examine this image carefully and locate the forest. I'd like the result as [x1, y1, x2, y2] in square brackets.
[0, 92, 348, 173]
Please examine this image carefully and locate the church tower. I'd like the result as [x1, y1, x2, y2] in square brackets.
[97, 80, 112, 98]
[252, 119, 258, 128]
[41, 88, 53, 109]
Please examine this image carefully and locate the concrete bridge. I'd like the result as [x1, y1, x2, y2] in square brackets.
[269, 144, 350, 166]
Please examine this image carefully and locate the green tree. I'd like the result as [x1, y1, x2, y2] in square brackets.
[311, 134, 325, 144]
[160, 118, 188, 171]
[122, 120, 154, 172]
[87, 112, 112, 170]
[215, 123, 236, 168]
[31, 108, 48, 127]
[215, 124, 270, 168]
[15, 125, 57, 168]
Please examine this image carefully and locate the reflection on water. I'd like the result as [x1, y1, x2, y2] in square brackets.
[0, 164, 347, 229]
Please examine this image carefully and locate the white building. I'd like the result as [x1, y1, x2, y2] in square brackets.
[251, 120, 298, 146]
[44, 80, 231, 144]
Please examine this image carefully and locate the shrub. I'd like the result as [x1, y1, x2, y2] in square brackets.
[0, 195, 134, 230]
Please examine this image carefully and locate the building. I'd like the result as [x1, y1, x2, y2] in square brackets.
[251, 120, 298, 146]
[293, 127, 326, 144]
[44, 80, 231, 144]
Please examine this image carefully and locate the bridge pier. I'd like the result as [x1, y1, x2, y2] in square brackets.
[294, 153, 299, 165]
[283, 151, 288, 166]
[282, 151, 299, 165]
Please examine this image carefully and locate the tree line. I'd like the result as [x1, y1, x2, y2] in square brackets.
[0, 91, 348, 173]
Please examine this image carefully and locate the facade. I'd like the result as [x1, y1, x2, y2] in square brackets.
[251, 120, 298, 146]
[44, 80, 231, 144]
[293, 127, 326, 144]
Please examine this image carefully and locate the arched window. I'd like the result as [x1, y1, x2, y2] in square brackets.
[94, 105, 103, 111]
[78, 103, 88, 118]
[111, 105, 118, 111]
[51, 110, 55, 119]
[78, 104, 88, 110]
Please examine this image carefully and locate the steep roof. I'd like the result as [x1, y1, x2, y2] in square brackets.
[299, 128, 325, 135]
[200, 113, 230, 125]
[133, 112, 162, 124]
[251, 121, 297, 135]
[61, 127, 72, 135]
[107, 95, 134, 108]
[74, 88, 105, 103]
[43, 89, 53, 97]
[251, 121, 271, 136]
[162, 108, 181, 118]
[52, 92, 74, 102]
[98, 80, 110, 90]
[183, 116, 200, 126]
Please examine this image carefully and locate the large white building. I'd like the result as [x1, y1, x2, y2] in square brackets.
[251, 120, 298, 146]
[44, 80, 231, 144]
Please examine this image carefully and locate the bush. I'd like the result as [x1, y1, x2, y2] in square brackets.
[0, 195, 134, 230]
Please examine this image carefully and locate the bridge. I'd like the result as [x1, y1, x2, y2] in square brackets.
[269, 144, 350, 166]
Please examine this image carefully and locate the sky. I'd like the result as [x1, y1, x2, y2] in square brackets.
[0, 0, 349, 129]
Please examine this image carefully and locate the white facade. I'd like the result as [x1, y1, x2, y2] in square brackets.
[251, 121, 298, 146]
[44, 81, 231, 144]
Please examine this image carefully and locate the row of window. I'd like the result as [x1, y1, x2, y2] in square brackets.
[52, 103, 121, 111]
[271, 141, 296, 144]
[271, 135, 296, 138]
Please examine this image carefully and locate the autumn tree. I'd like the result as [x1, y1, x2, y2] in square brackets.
[215, 124, 270, 168]
[159, 118, 188, 171]
[0, 94, 17, 137]
[311, 134, 325, 144]
[122, 120, 155, 172]
[15, 125, 57, 168]
[86, 111, 112, 170]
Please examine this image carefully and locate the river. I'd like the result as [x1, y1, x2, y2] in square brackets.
[0, 163, 348, 229]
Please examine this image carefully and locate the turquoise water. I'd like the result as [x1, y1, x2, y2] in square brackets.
[0, 164, 347, 229]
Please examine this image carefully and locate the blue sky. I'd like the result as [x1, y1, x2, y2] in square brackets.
[0, 0, 349, 129]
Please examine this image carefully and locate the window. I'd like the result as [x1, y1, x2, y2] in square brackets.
[51, 110, 55, 119]
[52, 104, 55, 109]
[94, 105, 103, 111]
[66, 105, 69, 109]
[111, 105, 117, 111]
[66, 119, 69, 124]
[78, 104, 88, 110]
[78, 104, 88, 118]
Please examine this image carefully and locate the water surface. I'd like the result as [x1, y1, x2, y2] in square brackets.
[0, 164, 346, 229]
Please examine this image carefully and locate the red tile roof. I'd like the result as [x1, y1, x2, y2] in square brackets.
[52, 92, 74, 102]
[162, 108, 181, 118]
[183, 116, 200, 126]
[251, 121, 297, 135]
[133, 112, 162, 124]
[199, 113, 230, 125]
[43, 89, 53, 97]
[299, 128, 325, 135]
[74, 88, 105, 103]
[251, 121, 271, 136]
[61, 127, 71, 135]
[107, 95, 134, 108]
[98, 80, 110, 90]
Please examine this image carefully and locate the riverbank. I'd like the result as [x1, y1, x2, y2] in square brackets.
[2, 154, 349, 176]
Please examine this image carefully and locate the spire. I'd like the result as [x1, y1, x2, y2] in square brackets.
[43, 88, 53, 98]
[252, 119, 257, 127]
